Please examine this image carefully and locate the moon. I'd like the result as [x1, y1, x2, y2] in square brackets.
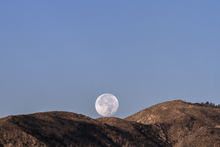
[95, 93, 119, 117]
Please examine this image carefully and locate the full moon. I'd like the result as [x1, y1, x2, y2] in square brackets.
[95, 93, 119, 117]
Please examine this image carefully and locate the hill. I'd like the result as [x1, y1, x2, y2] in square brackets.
[0, 100, 220, 146]
[0, 111, 169, 147]
[125, 100, 220, 147]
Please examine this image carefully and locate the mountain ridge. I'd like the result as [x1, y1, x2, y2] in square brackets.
[0, 100, 220, 147]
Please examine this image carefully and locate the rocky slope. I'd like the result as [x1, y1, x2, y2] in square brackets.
[0, 100, 220, 146]
[125, 100, 220, 147]
[0, 111, 169, 147]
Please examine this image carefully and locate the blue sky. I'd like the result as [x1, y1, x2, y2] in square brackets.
[1, 1, 220, 119]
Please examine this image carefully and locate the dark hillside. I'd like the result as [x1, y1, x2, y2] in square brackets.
[0, 111, 170, 147]
[96, 117, 171, 146]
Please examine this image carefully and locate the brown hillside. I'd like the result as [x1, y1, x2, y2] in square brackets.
[125, 100, 220, 147]
[1, 100, 220, 146]
[96, 117, 171, 146]
[0, 111, 170, 147]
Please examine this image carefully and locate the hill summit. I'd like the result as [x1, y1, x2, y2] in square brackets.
[1, 100, 220, 147]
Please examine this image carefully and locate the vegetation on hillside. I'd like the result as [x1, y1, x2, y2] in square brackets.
[185, 101, 220, 108]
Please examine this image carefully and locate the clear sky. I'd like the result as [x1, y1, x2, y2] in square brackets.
[1, 1, 220, 119]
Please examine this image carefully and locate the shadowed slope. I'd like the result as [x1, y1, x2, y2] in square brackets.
[96, 117, 171, 146]
[0, 112, 108, 147]
[0, 111, 170, 147]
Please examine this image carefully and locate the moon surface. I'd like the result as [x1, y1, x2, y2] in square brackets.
[95, 93, 119, 117]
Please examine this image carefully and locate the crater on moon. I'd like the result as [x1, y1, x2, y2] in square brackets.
[95, 93, 119, 117]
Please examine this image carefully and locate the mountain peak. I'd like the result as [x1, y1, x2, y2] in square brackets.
[125, 99, 220, 146]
